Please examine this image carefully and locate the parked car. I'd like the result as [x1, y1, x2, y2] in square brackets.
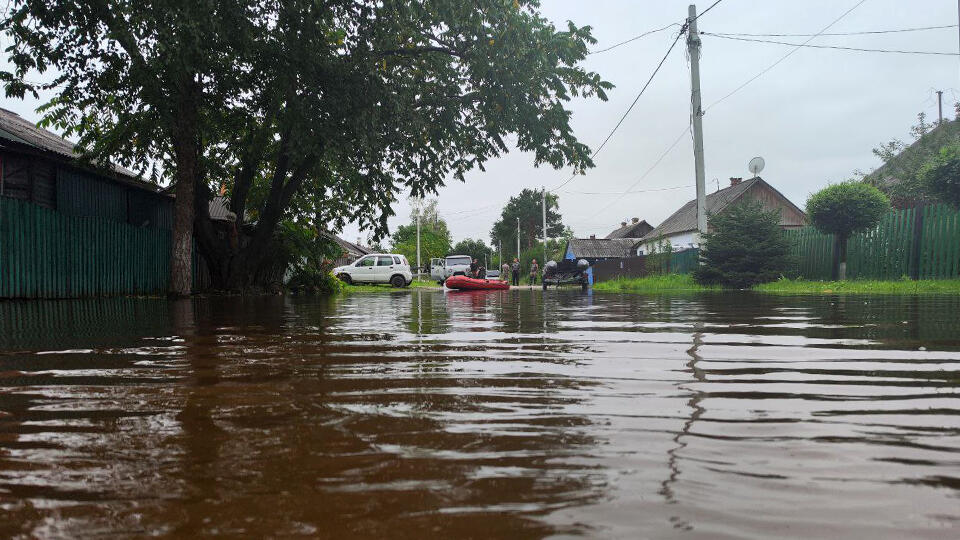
[334, 254, 412, 287]
[429, 254, 473, 284]
[485, 268, 500, 280]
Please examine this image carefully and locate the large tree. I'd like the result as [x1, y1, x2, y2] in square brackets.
[2, 0, 611, 295]
[490, 188, 563, 252]
[451, 238, 491, 263]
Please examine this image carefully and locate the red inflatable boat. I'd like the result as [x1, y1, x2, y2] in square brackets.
[444, 275, 510, 291]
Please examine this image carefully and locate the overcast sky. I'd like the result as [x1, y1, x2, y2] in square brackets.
[4, 0, 959, 249]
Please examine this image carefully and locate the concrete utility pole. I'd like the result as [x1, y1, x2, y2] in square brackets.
[541, 187, 548, 264]
[937, 90, 944, 125]
[415, 211, 421, 274]
[687, 4, 708, 238]
[516, 217, 520, 260]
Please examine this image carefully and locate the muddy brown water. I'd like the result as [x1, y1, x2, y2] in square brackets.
[0, 290, 958, 538]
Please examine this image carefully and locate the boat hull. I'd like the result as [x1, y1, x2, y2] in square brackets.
[444, 275, 510, 291]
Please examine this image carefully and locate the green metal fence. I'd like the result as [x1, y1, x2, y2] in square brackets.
[670, 248, 700, 275]
[785, 204, 960, 281]
[1, 197, 171, 298]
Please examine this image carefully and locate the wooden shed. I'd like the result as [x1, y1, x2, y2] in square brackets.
[1, 107, 177, 298]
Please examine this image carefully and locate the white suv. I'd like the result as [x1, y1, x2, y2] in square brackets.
[334, 254, 412, 287]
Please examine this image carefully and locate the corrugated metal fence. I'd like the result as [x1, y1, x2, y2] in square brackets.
[591, 248, 700, 282]
[1, 197, 171, 298]
[785, 204, 960, 280]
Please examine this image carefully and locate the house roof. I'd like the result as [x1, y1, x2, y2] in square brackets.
[0, 107, 162, 193]
[639, 177, 803, 242]
[567, 237, 637, 259]
[320, 231, 371, 257]
[208, 196, 237, 222]
[605, 219, 654, 239]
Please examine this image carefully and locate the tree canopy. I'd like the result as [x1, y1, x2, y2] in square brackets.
[806, 182, 890, 241]
[390, 201, 451, 269]
[451, 238, 491, 263]
[919, 143, 960, 207]
[490, 188, 563, 251]
[2, 0, 611, 293]
[693, 201, 792, 289]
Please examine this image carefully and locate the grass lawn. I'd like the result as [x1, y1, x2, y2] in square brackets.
[592, 274, 717, 293]
[338, 277, 441, 293]
[754, 278, 960, 294]
[592, 275, 960, 295]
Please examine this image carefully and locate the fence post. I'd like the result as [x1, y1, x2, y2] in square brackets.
[910, 203, 924, 280]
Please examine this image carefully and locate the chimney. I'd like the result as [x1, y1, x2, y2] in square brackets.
[620, 221, 627, 227]
[729, 177, 743, 187]
[589, 234, 596, 240]
[632, 217, 639, 224]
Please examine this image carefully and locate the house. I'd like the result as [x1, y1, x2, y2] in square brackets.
[563, 236, 639, 285]
[605, 217, 654, 239]
[1, 107, 174, 298]
[320, 231, 372, 267]
[636, 177, 806, 255]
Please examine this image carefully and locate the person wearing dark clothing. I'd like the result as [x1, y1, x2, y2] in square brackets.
[478, 264, 486, 279]
[469, 258, 478, 278]
[511, 258, 521, 286]
[529, 259, 539, 285]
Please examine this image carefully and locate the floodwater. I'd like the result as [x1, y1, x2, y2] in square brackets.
[0, 290, 958, 539]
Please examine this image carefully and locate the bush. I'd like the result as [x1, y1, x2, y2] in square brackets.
[806, 182, 891, 239]
[919, 142, 960, 207]
[693, 201, 792, 288]
[806, 182, 890, 279]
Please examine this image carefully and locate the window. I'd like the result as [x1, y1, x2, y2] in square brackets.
[446, 256, 471, 267]
[393, 256, 402, 264]
[356, 257, 375, 267]
[377, 256, 394, 266]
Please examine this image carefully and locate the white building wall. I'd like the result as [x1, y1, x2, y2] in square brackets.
[636, 231, 700, 255]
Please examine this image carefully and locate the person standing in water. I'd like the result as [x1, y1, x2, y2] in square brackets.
[500, 260, 510, 282]
[511, 258, 521, 286]
[529, 259, 539, 285]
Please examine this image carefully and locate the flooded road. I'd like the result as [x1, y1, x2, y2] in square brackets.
[1, 290, 958, 538]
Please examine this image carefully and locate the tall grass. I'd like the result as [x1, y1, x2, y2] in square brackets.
[592, 274, 717, 293]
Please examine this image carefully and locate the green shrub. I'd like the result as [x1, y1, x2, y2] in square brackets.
[693, 200, 792, 288]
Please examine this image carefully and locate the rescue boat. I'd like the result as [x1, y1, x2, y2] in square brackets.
[444, 275, 510, 291]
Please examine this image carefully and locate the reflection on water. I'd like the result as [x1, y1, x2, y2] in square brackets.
[1, 291, 959, 538]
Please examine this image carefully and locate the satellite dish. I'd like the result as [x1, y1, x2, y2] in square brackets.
[748, 156, 765, 177]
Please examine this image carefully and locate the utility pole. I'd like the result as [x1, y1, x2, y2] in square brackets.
[687, 4, 707, 239]
[541, 187, 548, 264]
[516, 216, 520, 260]
[415, 211, 421, 274]
[937, 90, 944, 125]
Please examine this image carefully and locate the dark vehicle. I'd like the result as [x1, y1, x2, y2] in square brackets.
[542, 259, 589, 291]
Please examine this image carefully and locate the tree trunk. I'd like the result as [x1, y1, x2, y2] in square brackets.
[168, 87, 200, 297]
[170, 147, 197, 297]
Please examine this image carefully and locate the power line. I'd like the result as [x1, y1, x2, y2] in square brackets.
[705, 23, 957, 38]
[702, 32, 960, 56]
[588, 23, 680, 55]
[550, 26, 687, 192]
[577, 123, 691, 221]
[693, 0, 725, 22]
[564, 184, 693, 195]
[705, 0, 869, 112]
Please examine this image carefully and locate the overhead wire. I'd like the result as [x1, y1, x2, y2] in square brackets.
[701, 32, 960, 56]
[564, 184, 693, 196]
[549, 25, 688, 193]
[588, 23, 680, 55]
[705, 23, 957, 38]
[704, 0, 869, 112]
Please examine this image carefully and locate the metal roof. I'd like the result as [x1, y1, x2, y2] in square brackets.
[0, 107, 161, 193]
[320, 231, 371, 257]
[566, 237, 637, 259]
[639, 177, 802, 242]
[605, 219, 654, 239]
